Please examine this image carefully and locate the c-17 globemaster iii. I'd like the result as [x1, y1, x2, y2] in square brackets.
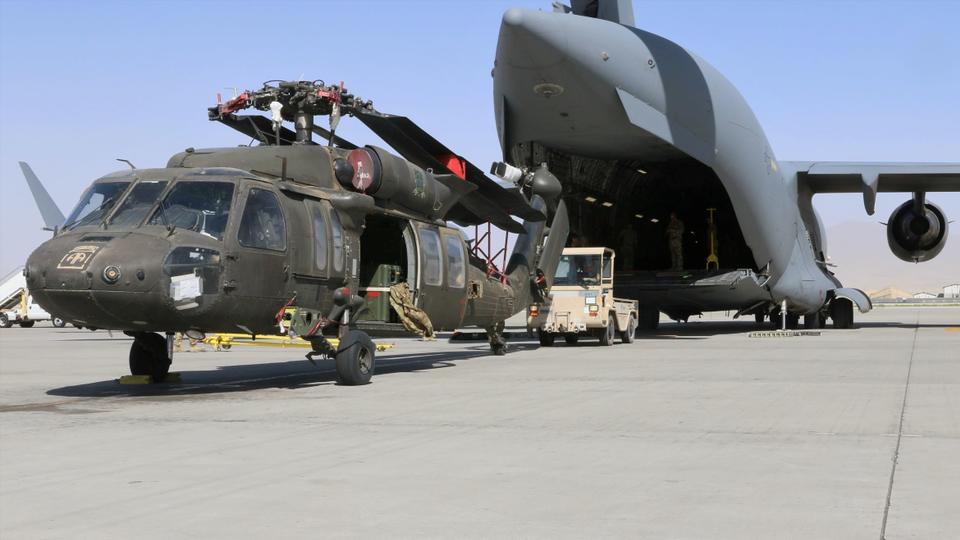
[22, 79, 571, 385]
[490, 0, 959, 329]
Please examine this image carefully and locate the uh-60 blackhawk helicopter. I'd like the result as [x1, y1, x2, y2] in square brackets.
[24, 79, 572, 385]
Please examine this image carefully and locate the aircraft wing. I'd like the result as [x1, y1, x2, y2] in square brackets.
[785, 161, 960, 215]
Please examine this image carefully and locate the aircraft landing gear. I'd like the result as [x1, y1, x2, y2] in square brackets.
[127, 332, 172, 382]
[487, 321, 507, 355]
[754, 311, 766, 327]
[831, 298, 854, 329]
[335, 330, 376, 385]
[803, 312, 822, 329]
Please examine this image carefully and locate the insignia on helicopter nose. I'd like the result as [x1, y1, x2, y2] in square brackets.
[57, 245, 101, 270]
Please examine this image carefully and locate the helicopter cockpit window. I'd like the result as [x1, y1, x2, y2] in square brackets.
[238, 188, 286, 251]
[420, 229, 442, 286]
[445, 235, 465, 288]
[109, 180, 168, 228]
[64, 181, 131, 229]
[553, 254, 601, 286]
[149, 181, 235, 240]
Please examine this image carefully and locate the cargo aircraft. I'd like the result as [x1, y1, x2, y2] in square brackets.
[490, 0, 959, 329]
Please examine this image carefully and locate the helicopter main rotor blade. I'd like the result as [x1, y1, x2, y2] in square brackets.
[351, 109, 544, 223]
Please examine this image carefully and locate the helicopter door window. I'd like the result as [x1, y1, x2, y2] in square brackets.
[444, 235, 465, 288]
[420, 229, 442, 286]
[330, 209, 344, 272]
[310, 204, 328, 271]
[238, 188, 286, 251]
[149, 181, 235, 240]
[109, 180, 168, 227]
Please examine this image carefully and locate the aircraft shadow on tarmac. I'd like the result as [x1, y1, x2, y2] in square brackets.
[45, 344, 540, 398]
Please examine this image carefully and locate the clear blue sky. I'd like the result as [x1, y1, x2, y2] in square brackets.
[1, 0, 958, 279]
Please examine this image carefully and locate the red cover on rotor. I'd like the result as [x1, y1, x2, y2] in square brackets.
[437, 154, 466, 180]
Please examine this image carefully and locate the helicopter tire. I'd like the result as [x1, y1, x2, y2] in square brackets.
[336, 330, 375, 386]
[599, 314, 615, 346]
[19, 320, 35, 328]
[564, 333, 579, 345]
[129, 333, 171, 382]
[621, 314, 637, 344]
[538, 329, 555, 347]
[754, 311, 765, 327]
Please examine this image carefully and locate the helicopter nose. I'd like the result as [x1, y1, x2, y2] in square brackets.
[25, 232, 187, 330]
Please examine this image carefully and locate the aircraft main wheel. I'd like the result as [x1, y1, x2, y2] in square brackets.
[621, 315, 637, 344]
[52, 317, 66, 328]
[538, 329, 555, 347]
[831, 298, 854, 329]
[754, 312, 765, 326]
[0, 313, 12, 328]
[803, 312, 821, 329]
[129, 333, 171, 382]
[564, 333, 579, 345]
[19, 320, 35, 328]
[785, 312, 800, 330]
[770, 310, 783, 329]
[599, 314, 615, 346]
[335, 330, 375, 385]
[638, 307, 660, 331]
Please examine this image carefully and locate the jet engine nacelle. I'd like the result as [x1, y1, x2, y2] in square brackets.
[886, 199, 948, 262]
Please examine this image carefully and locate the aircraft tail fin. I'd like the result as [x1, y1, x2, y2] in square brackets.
[18, 162, 65, 231]
[569, 0, 635, 26]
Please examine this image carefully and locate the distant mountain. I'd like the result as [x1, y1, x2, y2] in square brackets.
[825, 221, 960, 294]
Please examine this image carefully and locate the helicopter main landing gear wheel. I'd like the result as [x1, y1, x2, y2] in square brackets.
[335, 330, 376, 385]
[128, 332, 171, 382]
[487, 321, 507, 356]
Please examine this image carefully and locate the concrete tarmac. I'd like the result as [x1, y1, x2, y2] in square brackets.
[1, 308, 958, 539]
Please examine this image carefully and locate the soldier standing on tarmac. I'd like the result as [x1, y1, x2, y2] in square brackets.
[666, 211, 685, 271]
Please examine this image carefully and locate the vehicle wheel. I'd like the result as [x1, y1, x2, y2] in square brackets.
[538, 329, 555, 347]
[754, 311, 765, 326]
[335, 330, 375, 385]
[831, 298, 854, 329]
[621, 315, 637, 344]
[0, 313, 12, 328]
[785, 312, 800, 330]
[599, 314, 615, 346]
[564, 333, 579, 345]
[52, 317, 66, 328]
[803, 312, 821, 329]
[19, 320, 35, 328]
[129, 333, 171, 382]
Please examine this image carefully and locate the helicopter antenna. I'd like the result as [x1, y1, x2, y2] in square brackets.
[116, 158, 136, 170]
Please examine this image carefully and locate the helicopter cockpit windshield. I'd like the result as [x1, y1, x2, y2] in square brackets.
[63, 181, 131, 229]
[148, 181, 235, 240]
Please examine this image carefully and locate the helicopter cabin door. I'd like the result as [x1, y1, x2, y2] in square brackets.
[223, 183, 290, 331]
[414, 224, 468, 330]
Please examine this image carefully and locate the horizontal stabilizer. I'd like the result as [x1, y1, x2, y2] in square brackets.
[18, 162, 65, 230]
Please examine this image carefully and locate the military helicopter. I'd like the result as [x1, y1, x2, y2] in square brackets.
[24, 79, 570, 385]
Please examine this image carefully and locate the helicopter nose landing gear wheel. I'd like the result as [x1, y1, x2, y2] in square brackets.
[128, 332, 171, 382]
[335, 330, 376, 385]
